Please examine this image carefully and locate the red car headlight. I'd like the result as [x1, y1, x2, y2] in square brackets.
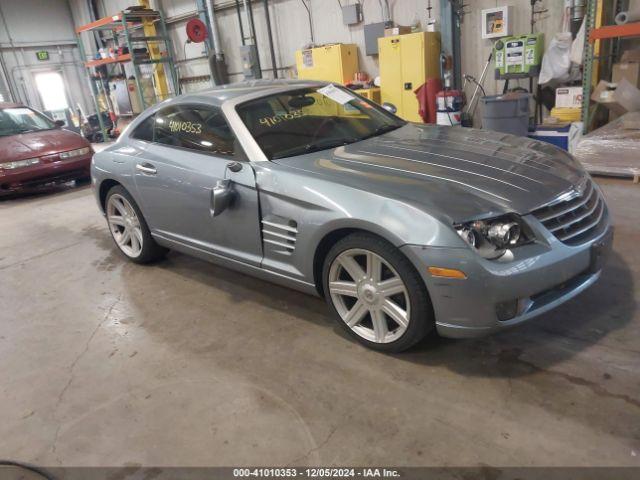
[0, 158, 41, 171]
[59, 147, 91, 159]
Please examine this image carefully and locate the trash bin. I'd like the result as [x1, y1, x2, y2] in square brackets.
[480, 93, 531, 136]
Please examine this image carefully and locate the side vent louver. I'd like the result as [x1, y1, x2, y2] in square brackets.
[261, 217, 298, 254]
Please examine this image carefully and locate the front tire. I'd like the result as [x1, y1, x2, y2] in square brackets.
[105, 185, 167, 264]
[322, 233, 434, 353]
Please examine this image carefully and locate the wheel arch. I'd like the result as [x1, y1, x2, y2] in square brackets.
[312, 224, 409, 298]
[98, 178, 122, 213]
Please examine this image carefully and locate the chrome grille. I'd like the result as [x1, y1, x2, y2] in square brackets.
[532, 179, 606, 246]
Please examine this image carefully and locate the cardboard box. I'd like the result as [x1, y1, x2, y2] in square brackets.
[556, 86, 583, 108]
[591, 80, 626, 116]
[613, 62, 640, 89]
[620, 49, 640, 63]
[384, 26, 412, 37]
[591, 79, 640, 116]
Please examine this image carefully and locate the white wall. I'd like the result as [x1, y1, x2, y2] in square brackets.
[460, 0, 568, 124]
[3, 0, 576, 118]
[0, 0, 92, 112]
[158, 0, 569, 94]
[73, 0, 442, 91]
[83, 0, 573, 100]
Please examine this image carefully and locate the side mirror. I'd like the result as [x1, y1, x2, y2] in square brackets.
[210, 179, 234, 217]
[382, 102, 397, 114]
[54, 120, 65, 127]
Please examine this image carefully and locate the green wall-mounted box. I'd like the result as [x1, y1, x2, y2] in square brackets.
[494, 33, 544, 79]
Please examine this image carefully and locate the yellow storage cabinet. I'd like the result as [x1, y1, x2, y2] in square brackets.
[296, 44, 358, 85]
[378, 32, 441, 122]
[354, 87, 381, 104]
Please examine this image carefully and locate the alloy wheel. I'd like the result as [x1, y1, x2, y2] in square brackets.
[328, 248, 410, 344]
[106, 194, 143, 258]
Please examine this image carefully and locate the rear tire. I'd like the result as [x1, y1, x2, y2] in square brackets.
[105, 185, 167, 264]
[322, 232, 433, 353]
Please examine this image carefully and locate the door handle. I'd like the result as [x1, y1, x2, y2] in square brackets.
[136, 162, 157, 175]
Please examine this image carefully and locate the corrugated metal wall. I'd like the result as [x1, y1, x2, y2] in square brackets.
[2, 0, 592, 118]
[74, 0, 574, 103]
[0, 0, 91, 111]
[76, 0, 441, 89]
[461, 0, 566, 100]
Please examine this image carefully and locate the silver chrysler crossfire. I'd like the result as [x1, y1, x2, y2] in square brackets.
[92, 80, 613, 352]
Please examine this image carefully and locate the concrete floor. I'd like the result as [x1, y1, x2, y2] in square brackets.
[0, 178, 639, 468]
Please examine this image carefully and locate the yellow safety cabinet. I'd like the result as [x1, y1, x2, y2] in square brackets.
[296, 44, 358, 85]
[354, 87, 381, 104]
[378, 32, 441, 122]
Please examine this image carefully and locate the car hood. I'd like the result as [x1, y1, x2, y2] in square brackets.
[272, 123, 587, 221]
[0, 128, 89, 163]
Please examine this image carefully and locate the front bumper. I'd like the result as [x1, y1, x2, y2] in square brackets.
[401, 216, 613, 338]
[0, 155, 92, 194]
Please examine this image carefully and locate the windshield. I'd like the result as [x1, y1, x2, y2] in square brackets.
[236, 86, 405, 160]
[0, 107, 56, 137]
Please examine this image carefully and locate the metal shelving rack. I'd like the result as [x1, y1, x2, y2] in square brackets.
[581, 0, 598, 134]
[581, 0, 640, 134]
[76, 8, 179, 141]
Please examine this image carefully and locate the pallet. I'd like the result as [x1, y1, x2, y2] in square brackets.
[586, 166, 640, 184]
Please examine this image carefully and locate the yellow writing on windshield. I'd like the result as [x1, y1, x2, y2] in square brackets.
[259, 110, 304, 128]
[169, 120, 202, 134]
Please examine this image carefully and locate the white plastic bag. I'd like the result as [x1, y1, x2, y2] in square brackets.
[568, 122, 583, 154]
[570, 18, 585, 65]
[539, 32, 573, 84]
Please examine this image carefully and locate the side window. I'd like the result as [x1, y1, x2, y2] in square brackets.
[153, 105, 238, 157]
[131, 114, 155, 142]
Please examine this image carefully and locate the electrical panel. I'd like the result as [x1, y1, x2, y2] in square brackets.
[378, 31, 441, 122]
[295, 44, 358, 85]
[481, 6, 513, 39]
[342, 4, 363, 25]
[494, 33, 544, 79]
[363, 22, 389, 56]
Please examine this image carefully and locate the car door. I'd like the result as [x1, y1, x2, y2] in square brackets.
[132, 103, 262, 266]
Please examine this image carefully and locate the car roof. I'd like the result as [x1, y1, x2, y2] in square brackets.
[174, 79, 328, 106]
[0, 102, 25, 109]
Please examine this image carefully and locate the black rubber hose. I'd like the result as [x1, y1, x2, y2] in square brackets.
[0, 460, 56, 480]
[299, 0, 315, 43]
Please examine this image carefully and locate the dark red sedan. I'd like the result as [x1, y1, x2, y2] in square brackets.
[0, 102, 93, 194]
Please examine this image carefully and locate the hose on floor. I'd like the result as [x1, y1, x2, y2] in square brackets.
[0, 460, 56, 480]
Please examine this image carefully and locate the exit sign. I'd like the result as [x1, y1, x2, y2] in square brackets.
[36, 51, 49, 61]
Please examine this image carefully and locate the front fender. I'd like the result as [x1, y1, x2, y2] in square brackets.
[255, 163, 463, 285]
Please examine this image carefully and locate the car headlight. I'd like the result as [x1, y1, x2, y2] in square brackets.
[0, 157, 41, 171]
[454, 214, 531, 259]
[59, 147, 91, 159]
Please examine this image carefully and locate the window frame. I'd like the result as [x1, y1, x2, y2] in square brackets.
[233, 86, 406, 161]
[0, 106, 57, 135]
[129, 103, 247, 161]
[130, 113, 155, 142]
